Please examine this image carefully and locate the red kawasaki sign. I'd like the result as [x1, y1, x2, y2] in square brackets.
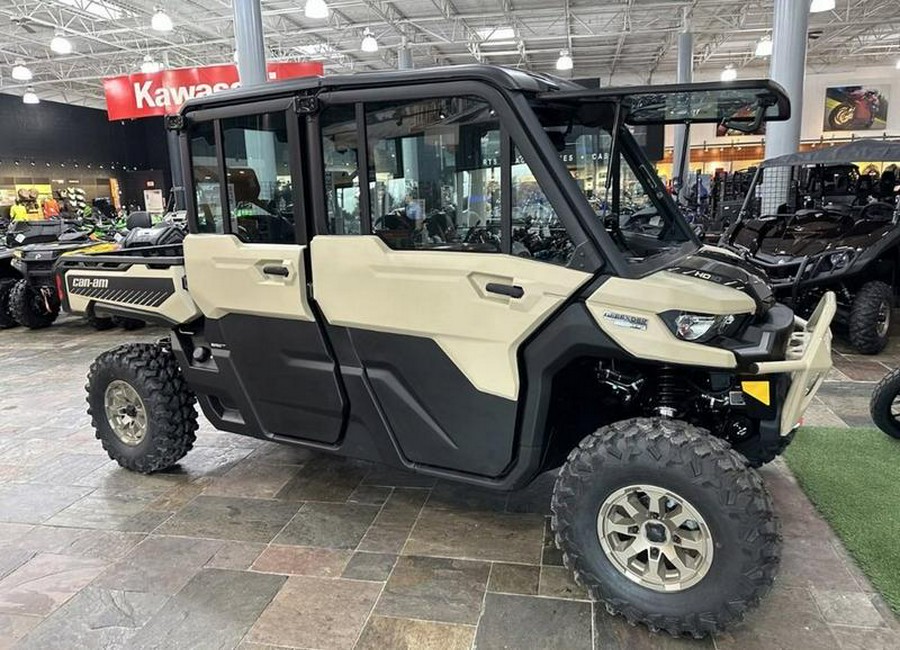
[103, 61, 323, 121]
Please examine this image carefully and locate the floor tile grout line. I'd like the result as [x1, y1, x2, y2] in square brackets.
[470, 561, 495, 650]
[351, 524, 404, 650]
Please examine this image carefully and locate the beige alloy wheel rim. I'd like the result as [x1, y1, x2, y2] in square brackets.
[597, 484, 714, 592]
[103, 380, 148, 446]
[876, 301, 891, 339]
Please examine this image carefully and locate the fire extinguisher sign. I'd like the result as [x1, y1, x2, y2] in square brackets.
[102, 61, 324, 121]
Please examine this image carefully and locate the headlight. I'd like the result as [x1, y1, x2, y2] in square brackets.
[672, 312, 735, 342]
[817, 248, 855, 274]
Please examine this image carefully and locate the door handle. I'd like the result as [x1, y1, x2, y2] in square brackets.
[485, 282, 524, 299]
[263, 265, 290, 277]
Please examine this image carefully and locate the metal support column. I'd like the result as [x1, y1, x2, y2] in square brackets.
[233, 0, 267, 87]
[672, 19, 693, 197]
[765, 0, 808, 159]
[167, 129, 185, 210]
[398, 37, 413, 70]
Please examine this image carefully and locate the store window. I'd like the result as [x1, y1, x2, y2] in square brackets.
[321, 105, 362, 235]
[221, 112, 295, 244]
[511, 148, 575, 266]
[365, 97, 502, 252]
[190, 121, 224, 234]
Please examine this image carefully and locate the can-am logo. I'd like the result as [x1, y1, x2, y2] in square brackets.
[70, 277, 109, 289]
[103, 62, 323, 121]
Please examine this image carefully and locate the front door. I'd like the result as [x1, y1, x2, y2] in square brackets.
[184, 106, 346, 445]
[309, 93, 591, 476]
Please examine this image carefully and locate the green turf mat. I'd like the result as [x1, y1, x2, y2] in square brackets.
[785, 426, 900, 613]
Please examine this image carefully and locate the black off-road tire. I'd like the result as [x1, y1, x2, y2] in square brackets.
[9, 280, 58, 329]
[86, 343, 198, 473]
[551, 418, 780, 638]
[849, 281, 893, 355]
[870, 368, 900, 439]
[0, 278, 18, 329]
[85, 310, 116, 331]
[112, 316, 146, 331]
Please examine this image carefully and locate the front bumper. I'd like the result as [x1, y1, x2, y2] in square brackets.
[748, 291, 836, 434]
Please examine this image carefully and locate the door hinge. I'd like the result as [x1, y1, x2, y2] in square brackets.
[293, 95, 319, 115]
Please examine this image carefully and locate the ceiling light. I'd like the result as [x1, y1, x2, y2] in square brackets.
[810, 0, 835, 13]
[151, 8, 173, 32]
[50, 32, 73, 55]
[305, 0, 329, 19]
[22, 87, 39, 104]
[556, 49, 573, 71]
[11, 61, 32, 81]
[361, 28, 378, 53]
[755, 36, 772, 57]
[720, 65, 737, 81]
[141, 55, 162, 74]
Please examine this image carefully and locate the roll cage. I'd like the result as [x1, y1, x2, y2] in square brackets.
[171, 66, 790, 279]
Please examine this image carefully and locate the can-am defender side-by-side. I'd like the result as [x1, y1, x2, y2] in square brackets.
[56, 69, 833, 638]
[721, 140, 900, 354]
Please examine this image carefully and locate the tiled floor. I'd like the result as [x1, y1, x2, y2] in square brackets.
[0, 316, 897, 649]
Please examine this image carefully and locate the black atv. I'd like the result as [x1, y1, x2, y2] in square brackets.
[721, 140, 900, 354]
[1, 219, 85, 328]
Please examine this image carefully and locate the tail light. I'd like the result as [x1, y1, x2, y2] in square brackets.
[55, 273, 65, 302]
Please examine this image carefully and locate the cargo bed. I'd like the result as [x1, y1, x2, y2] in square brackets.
[55, 244, 200, 325]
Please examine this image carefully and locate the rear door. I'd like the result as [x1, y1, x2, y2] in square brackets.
[183, 102, 346, 445]
[308, 88, 591, 477]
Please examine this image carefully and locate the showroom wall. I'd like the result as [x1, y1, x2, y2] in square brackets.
[0, 93, 171, 208]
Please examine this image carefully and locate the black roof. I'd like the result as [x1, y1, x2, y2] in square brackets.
[180, 64, 573, 114]
[760, 139, 900, 168]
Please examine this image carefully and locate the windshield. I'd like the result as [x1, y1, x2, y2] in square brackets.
[530, 100, 695, 267]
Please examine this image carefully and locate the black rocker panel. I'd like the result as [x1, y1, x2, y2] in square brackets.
[348, 329, 519, 477]
[214, 314, 347, 444]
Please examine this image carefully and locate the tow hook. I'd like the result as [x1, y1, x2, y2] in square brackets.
[40, 286, 54, 313]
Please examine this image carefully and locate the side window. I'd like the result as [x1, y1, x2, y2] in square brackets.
[190, 121, 224, 233]
[511, 148, 575, 265]
[221, 112, 295, 244]
[365, 97, 502, 252]
[321, 105, 361, 234]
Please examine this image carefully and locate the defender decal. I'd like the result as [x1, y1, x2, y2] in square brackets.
[66, 275, 175, 308]
[602, 311, 648, 331]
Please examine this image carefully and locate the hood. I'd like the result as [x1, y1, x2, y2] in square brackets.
[663, 245, 776, 314]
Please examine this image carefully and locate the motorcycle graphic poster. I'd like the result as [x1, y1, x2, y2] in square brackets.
[823, 85, 889, 131]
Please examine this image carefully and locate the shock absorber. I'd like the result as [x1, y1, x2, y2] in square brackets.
[656, 366, 685, 418]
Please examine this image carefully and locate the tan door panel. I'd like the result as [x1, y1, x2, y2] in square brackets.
[184, 234, 314, 321]
[310, 235, 591, 400]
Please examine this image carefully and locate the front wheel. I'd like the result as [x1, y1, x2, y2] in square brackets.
[9, 280, 58, 329]
[0, 278, 19, 329]
[86, 343, 198, 473]
[870, 369, 900, 439]
[848, 281, 892, 354]
[551, 418, 780, 638]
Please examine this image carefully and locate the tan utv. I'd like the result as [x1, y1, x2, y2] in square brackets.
[56, 66, 834, 638]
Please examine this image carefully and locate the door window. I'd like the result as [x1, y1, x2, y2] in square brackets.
[190, 121, 224, 234]
[512, 148, 575, 265]
[321, 105, 362, 235]
[365, 97, 502, 252]
[221, 112, 295, 244]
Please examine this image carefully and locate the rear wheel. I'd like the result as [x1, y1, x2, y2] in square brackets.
[85, 309, 116, 331]
[870, 368, 900, 439]
[551, 418, 780, 638]
[112, 316, 146, 331]
[0, 278, 18, 329]
[9, 280, 58, 329]
[86, 343, 198, 473]
[848, 281, 892, 354]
